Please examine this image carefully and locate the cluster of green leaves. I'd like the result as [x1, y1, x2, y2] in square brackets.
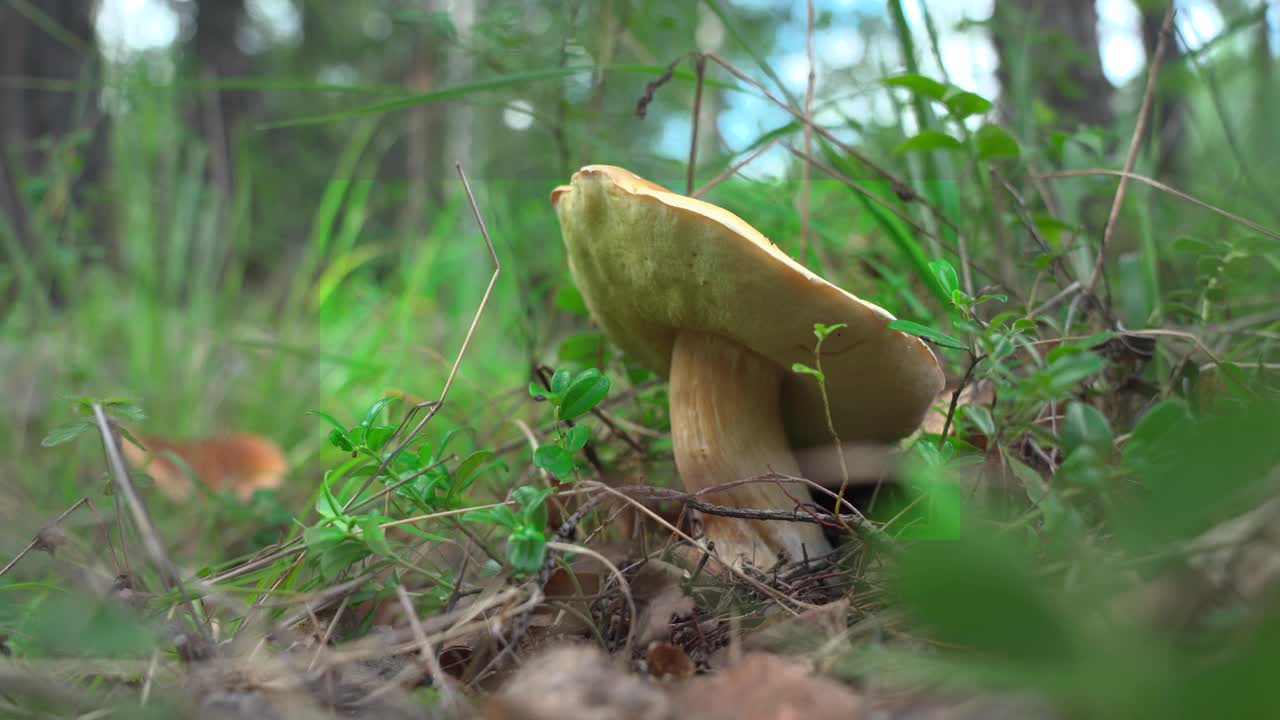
[460, 366, 611, 575]
[883, 73, 1020, 162]
[304, 397, 502, 581]
[526, 367, 611, 479]
[40, 396, 145, 449]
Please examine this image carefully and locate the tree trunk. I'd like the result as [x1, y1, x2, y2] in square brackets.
[0, 0, 104, 301]
[192, 0, 250, 202]
[1139, 1, 1186, 179]
[991, 0, 1114, 133]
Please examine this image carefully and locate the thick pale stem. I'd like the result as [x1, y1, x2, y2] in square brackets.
[669, 330, 833, 566]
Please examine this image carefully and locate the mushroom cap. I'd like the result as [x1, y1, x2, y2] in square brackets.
[551, 164, 945, 447]
[122, 432, 288, 501]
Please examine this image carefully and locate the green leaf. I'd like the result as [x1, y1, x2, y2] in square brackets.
[563, 424, 590, 453]
[882, 73, 948, 100]
[303, 525, 348, 554]
[316, 482, 345, 521]
[534, 444, 574, 477]
[41, 419, 93, 448]
[359, 397, 396, 428]
[455, 450, 496, 490]
[975, 124, 1020, 160]
[893, 531, 1077, 665]
[360, 515, 393, 557]
[311, 411, 356, 450]
[930, 259, 960, 296]
[962, 405, 996, 438]
[1060, 446, 1107, 489]
[1039, 352, 1106, 393]
[554, 285, 588, 316]
[943, 90, 993, 119]
[560, 369, 611, 420]
[558, 333, 610, 366]
[886, 319, 968, 350]
[813, 322, 847, 341]
[1060, 402, 1113, 457]
[550, 369, 572, 396]
[1172, 235, 1216, 254]
[1121, 399, 1191, 475]
[896, 130, 964, 154]
[506, 525, 547, 575]
[463, 505, 519, 529]
[365, 424, 396, 452]
[791, 362, 824, 382]
[107, 403, 147, 423]
[513, 485, 552, 529]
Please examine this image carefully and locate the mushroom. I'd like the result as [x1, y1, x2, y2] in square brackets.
[121, 431, 287, 501]
[550, 165, 944, 567]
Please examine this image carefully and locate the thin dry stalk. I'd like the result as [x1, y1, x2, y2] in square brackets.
[0, 497, 86, 578]
[90, 404, 206, 641]
[702, 51, 956, 231]
[800, 0, 815, 260]
[545, 540, 637, 656]
[691, 139, 780, 198]
[1085, 4, 1176, 294]
[687, 53, 708, 195]
[1037, 168, 1280, 242]
[343, 162, 501, 510]
[395, 584, 464, 713]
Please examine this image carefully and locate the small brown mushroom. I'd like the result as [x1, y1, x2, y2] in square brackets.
[121, 432, 287, 501]
[551, 165, 943, 566]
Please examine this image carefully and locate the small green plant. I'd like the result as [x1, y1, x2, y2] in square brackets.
[526, 367, 611, 481]
[459, 366, 612, 575]
[41, 396, 146, 449]
[303, 397, 503, 581]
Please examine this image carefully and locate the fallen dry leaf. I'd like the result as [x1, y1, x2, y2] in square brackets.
[676, 652, 863, 720]
[484, 645, 674, 720]
[646, 641, 695, 680]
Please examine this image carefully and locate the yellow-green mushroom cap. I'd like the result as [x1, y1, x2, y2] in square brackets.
[551, 164, 945, 448]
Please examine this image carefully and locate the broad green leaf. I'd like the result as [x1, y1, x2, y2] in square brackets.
[882, 73, 948, 99]
[943, 90, 993, 119]
[893, 531, 1077, 664]
[41, 419, 93, 448]
[976, 124, 1020, 160]
[554, 285, 588, 316]
[359, 397, 396, 428]
[365, 424, 396, 452]
[455, 450, 496, 489]
[1061, 402, 1113, 457]
[1060, 446, 1107, 489]
[962, 405, 996, 438]
[1121, 399, 1191, 475]
[550, 369, 572, 396]
[560, 369, 611, 420]
[558, 333, 610, 366]
[303, 525, 348, 554]
[513, 485, 552, 529]
[360, 515, 393, 557]
[896, 130, 964, 154]
[507, 525, 547, 575]
[534, 444, 574, 477]
[108, 403, 147, 423]
[563, 424, 591, 453]
[886, 319, 968, 350]
[316, 482, 345, 521]
[1039, 352, 1106, 393]
[930, 259, 960, 296]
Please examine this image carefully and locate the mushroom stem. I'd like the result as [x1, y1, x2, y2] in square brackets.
[669, 330, 833, 567]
